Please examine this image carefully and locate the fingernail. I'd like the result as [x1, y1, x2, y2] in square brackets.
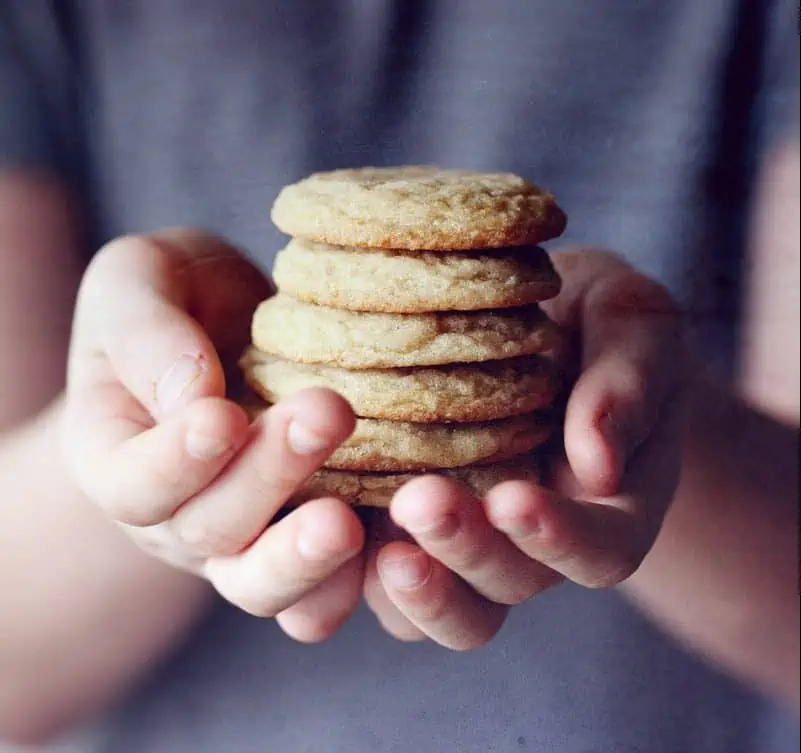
[380, 552, 432, 591]
[287, 420, 330, 455]
[186, 431, 230, 460]
[156, 354, 205, 412]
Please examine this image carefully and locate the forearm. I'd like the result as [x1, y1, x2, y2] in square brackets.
[623, 372, 799, 706]
[0, 401, 213, 745]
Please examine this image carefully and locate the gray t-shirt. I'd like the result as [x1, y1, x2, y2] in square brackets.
[2, 2, 799, 752]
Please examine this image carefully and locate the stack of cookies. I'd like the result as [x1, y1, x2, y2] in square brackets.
[242, 167, 567, 507]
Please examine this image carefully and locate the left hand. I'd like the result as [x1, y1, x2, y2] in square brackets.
[360, 249, 685, 648]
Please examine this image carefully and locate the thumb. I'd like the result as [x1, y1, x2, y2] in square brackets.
[69, 231, 261, 419]
[563, 267, 682, 497]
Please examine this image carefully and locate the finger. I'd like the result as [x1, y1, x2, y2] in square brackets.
[151, 228, 274, 368]
[564, 268, 682, 496]
[363, 513, 425, 642]
[487, 406, 680, 588]
[70, 234, 228, 418]
[391, 476, 561, 605]
[62, 386, 250, 526]
[169, 388, 355, 557]
[70, 230, 272, 418]
[276, 553, 365, 643]
[364, 553, 427, 642]
[121, 520, 206, 575]
[64, 232, 269, 524]
[205, 497, 364, 618]
[377, 541, 507, 650]
[541, 248, 634, 330]
[486, 482, 641, 587]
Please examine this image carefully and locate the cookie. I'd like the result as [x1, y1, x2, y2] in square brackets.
[294, 457, 543, 508]
[243, 391, 550, 471]
[242, 388, 549, 471]
[271, 167, 567, 250]
[272, 239, 561, 313]
[327, 413, 550, 471]
[242, 349, 558, 423]
[251, 294, 558, 369]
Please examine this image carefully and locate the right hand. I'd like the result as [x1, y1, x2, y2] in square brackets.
[61, 229, 366, 642]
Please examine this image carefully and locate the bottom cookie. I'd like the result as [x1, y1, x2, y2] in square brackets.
[293, 457, 542, 508]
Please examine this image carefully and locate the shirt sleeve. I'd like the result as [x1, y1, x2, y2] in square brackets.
[754, 0, 800, 153]
[0, 3, 77, 175]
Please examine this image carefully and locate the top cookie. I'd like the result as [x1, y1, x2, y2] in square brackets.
[271, 167, 567, 250]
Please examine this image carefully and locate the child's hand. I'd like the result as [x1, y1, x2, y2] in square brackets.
[62, 229, 366, 641]
[364, 250, 684, 648]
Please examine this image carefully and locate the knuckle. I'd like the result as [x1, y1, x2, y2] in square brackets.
[592, 249, 631, 270]
[643, 495, 671, 542]
[492, 589, 530, 607]
[600, 270, 679, 318]
[127, 468, 187, 520]
[213, 572, 279, 619]
[279, 615, 342, 644]
[291, 560, 335, 591]
[566, 247, 632, 273]
[641, 278, 680, 318]
[532, 526, 574, 566]
[494, 573, 558, 606]
[584, 551, 643, 589]
[579, 509, 654, 589]
[614, 363, 649, 404]
[81, 459, 164, 526]
[369, 606, 426, 642]
[104, 493, 163, 527]
[103, 477, 181, 527]
[231, 594, 279, 620]
[444, 545, 487, 574]
[128, 523, 206, 572]
[126, 522, 173, 556]
[385, 625, 426, 643]
[171, 515, 245, 558]
[411, 589, 450, 627]
[451, 628, 497, 652]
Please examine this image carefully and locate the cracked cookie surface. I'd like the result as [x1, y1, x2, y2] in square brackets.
[324, 412, 550, 471]
[251, 294, 558, 368]
[242, 349, 558, 422]
[272, 239, 561, 313]
[295, 458, 542, 508]
[271, 166, 567, 250]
